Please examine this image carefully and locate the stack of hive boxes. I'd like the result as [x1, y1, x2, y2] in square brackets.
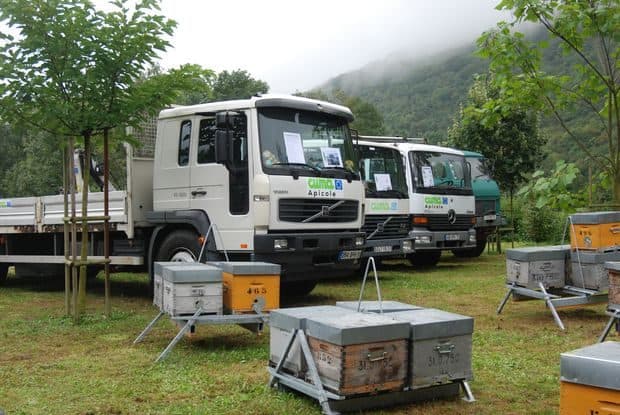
[569, 211, 620, 292]
[605, 262, 620, 311]
[269, 300, 473, 398]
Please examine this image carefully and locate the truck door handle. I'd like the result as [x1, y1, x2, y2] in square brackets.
[191, 190, 207, 196]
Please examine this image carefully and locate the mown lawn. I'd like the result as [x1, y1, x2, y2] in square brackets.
[0, 251, 614, 414]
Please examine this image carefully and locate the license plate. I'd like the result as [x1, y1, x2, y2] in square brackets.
[338, 250, 362, 260]
[373, 245, 392, 253]
[483, 214, 497, 221]
[445, 234, 461, 241]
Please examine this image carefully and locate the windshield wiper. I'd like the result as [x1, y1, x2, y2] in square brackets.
[271, 162, 321, 179]
[320, 166, 358, 182]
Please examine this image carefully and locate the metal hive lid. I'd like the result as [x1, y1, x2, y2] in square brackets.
[269, 306, 356, 331]
[306, 313, 410, 346]
[570, 211, 620, 224]
[560, 341, 620, 391]
[605, 261, 620, 272]
[161, 263, 222, 283]
[506, 245, 570, 262]
[335, 300, 422, 313]
[571, 251, 620, 264]
[209, 261, 281, 275]
[389, 308, 474, 340]
[154, 261, 195, 276]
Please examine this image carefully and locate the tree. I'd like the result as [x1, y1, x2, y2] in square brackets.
[0, 0, 199, 321]
[477, 0, 620, 205]
[211, 69, 269, 102]
[448, 75, 546, 219]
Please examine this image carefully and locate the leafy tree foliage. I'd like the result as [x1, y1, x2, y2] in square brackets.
[448, 76, 546, 199]
[477, 0, 620, 204]
[211, 69, 269, 102]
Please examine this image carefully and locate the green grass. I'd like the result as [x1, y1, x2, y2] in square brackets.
[0, 251, 614, 414]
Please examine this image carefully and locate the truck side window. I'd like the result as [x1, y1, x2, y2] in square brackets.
[229, 113, 249, 215]
[197, 118, 216, 164]
[178, 120, 191, 166]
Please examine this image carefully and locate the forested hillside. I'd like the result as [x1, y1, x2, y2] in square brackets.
[316, 32, 607, 176]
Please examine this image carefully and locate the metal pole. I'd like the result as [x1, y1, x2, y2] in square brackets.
[539, 282, 565, 331]
[63, 143, 71, 315]
[104, 129, 111, 316]
[496, 284, 514, 314]
[70, 138, 78, 321]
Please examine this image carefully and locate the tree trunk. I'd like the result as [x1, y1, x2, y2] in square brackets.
[614, 167, 620, 207]
[78, 135, 91, 316]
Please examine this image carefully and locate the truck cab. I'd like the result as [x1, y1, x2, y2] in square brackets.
[355, 138, 414, 264]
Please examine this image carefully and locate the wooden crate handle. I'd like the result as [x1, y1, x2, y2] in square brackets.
[367, 347, 387, 361]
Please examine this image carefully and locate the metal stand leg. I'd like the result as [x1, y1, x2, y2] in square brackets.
[599, 315, 617, 343]
[497, 284, 515, 314]
[297, 330, 334, 415]
[460, 380, 475, 402]
[133, 311, 165, 344]
[156, 308, 202, 363]
[269, 329, 298, 388]
[539, 283, 565, 331]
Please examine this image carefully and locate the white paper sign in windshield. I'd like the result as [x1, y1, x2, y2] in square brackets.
[421, 165, 434, 187]
[374, 173, 392, 191]
[283, 132, 305, 164]
[320, 147, 343, 167]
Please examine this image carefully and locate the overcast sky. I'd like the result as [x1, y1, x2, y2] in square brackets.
[155, 0, 512, 93]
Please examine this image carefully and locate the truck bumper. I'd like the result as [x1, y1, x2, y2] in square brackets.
[253, 231, 365, 282]
[474, 214, 507, 237]
[362, 237, 414, 259]
[408, 228, 476, 251]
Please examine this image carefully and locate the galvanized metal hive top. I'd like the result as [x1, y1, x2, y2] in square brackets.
[506, 245, 570, 262]
[270, 306, 357, 331]
[571, 251, 620, 264]
[161, 263, 222, 283]
[207, 261, 281, 275]
[560, 341, 620, 391]
[570, 211, 620, 224]
[605, 261, 620, 272]
[335, 300, 422, 313]
[154, 261, 195, 276]
[389, 308, 474, 340]
[305, 312, 410, 346]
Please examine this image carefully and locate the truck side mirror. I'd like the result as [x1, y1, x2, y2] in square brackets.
[215, 130, 232, 164]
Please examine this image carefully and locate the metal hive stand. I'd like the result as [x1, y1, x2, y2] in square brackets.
[599, 308, 620, 343]
[497, 282, 608, 331]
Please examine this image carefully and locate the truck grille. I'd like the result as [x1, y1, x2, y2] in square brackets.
[279, 199, 358, 223]
[475, 199, 496, 216]
[426, 214, 474, 231]
[362, 215, 410, 240]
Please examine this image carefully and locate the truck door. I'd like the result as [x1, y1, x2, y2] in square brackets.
[189, 113, 253, 251]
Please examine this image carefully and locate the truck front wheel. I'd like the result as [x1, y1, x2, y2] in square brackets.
[407, 251, 441, 267]
[452, 240, 487, 258]
[155, 230, 202, 263]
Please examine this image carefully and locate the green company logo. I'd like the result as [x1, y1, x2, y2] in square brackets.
[308, 178, 335, 190]
[424, 196, 443, 205]
[0, 200, 12, 208]
[370, 202, 390, 211]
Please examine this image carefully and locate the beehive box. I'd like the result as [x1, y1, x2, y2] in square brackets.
[214, 262, 280, 313]
[506, 246, 569, 289]
[560, 341, 620, 415]
[569, 251, 620, 291]
[335, 300, 422, 313]
[153, 261, 196, 309]
[570, 211, 620, 251]
[606, 262, 620, 310]
[161, 263, 223, 316]
[305, 313, 410, 396]
[269, 306, 358, 376]
[389, 308, 474, 389]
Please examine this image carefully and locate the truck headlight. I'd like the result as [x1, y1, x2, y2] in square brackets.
[354, 236, 365, 247]
[469, 234, 476, 243]
[402, 240, 413, 252]
[274, 239, 288, 250]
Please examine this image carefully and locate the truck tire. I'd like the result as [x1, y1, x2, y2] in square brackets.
[0, 263, 8, 284]
[407, 251, 441, 267]
[452, 240, 487, 258]
[280, 281, 317, 297]
[155, 229, 202, 263]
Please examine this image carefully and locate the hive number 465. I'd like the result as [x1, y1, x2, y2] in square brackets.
[246, 287, 267, 295]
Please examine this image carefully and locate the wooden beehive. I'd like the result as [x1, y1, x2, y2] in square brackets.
[505, 246, 569, 289]
[570, 211, 620, 251]
[305, 313, 410, 396]
[559, 341, 620, 415]
[605, 262, 620, 309]
[569, 251, 620, 291]
[160, 263, 223, 316]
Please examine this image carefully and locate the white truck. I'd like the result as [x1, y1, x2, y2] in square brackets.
[355, 138, 414, 265]
[0, 94, 366, 295]
[358, 137, 476, 267]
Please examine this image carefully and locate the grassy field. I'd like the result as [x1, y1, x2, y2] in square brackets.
[0, 251, 614, 415]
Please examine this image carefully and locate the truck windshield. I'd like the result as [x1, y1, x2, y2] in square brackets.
[358, 145, 408, 198]
[468, 156, 491, 180]
[258, 107, 358, 179]
[409, 151, 472, 195]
